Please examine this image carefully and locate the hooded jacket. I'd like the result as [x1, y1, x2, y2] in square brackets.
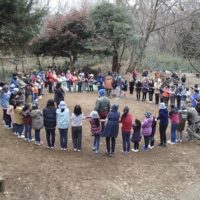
[142, 117, 153, 136]
[157, 108, 169, 126]
[103, 105, 120, 138]
[169, 108, 180, 124]
[43, 108, 57, 129]
[56, 107, 69, 129]
[30, 109, 43, 130]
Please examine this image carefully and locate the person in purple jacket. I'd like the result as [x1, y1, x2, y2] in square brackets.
[142, 112, 153, 151]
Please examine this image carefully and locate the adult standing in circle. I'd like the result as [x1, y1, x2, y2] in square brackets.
[43, 99, 57, 149]
[103, 104, 120, 157]
[94, 89, 110, 132]
[157, 103, 169, 147]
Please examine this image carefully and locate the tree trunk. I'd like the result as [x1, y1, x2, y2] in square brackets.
[0, 58, 5, 80]
[69, 54, 77, 72]
[112, 47, 119, 72]
[36, 56, 42, 70]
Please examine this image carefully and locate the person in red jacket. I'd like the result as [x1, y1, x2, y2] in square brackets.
[120, 106, 133, 153]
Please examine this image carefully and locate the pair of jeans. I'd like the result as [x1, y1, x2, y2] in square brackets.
[3, 109, 11, 127]
[144, 136, 150, 149]
[72, 126, 82, 150]
[67, 81, 71, 92]
[24, 124, 32, 140]
[93, 134, 101, 151]
[136, 91, 141, 100]
[106, 137, 116, 154]
[78, 82, 82, 92]
[171, 124, 177, 143]
[176, 96, 181, 110]
[159, 124, 168, 145]
[35, 129, 41, 143]
[176, 131, 183, 141]
[142, 92, 147, 101]
[122, 132, 131, 152]
[15, 124, 24, 136]
[149, 92, 154, 102]
[134, 142, 139, 150]
[59, 128, 68, 149]
[155, 93, 160, 104]
[45, 128, 56, 148]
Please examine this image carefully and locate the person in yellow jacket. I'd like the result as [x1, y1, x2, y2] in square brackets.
[14, 101, 24, 138]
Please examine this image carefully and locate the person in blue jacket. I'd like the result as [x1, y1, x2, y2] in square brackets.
[103, 104, 120, 157]
[157, 102, 169, 147]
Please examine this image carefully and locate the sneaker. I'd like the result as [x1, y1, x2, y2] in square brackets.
[167, 140, 176, 145]
[24, 138, 28, 141]
[180, 139, 183, 143]
[95, 150, 99, 154]
[74, 148, 77, 152]
[63, 148, 67, 151]
[14, 132, 18, 136]
[18, 135, 25, 139]
[37, 142, 41, 146]
[77, 149, 81, 152]
[31, 138, 35, 142]
[92, 147, 96, 151]
[148, 145, 154, 149]
[60, 148, 64, 151]
[50, 146, 55, 149]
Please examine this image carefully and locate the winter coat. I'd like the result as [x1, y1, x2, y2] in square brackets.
[142, 117, 153, 136]
[56, 108, 69, 129]
[95, 96, 110, 114]
[131, 124, 141, 142]
[148, 82, 154, 94]
[43, 108, 57, 129]
[7, 105, 15, 123]
[120, 113, 132, 132]
[89, 118, 101, 135]
[30, 109, 43, 130]
[135, 81, 142, 92]
[54, 88, 64, 105]
[169, 108, 180, 124]
[22, 110, 32, 125]
[1, 92, 11, 109]
[103, 105, 120, 138]
[104, 75, 113, 89]
[157, 108, 169, 126]
[14, 106, 23, 125]
[142, 82, 149, 93]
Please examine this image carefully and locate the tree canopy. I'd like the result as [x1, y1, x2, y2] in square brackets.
[30, 9, 92, 70]
[90, 2, 135, 72]
[0, 0, 46, 55]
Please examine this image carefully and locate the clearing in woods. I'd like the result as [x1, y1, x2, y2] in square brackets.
[0, 90, 200, 200]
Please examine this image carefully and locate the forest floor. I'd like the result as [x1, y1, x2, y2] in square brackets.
[0, 74, 200, 200]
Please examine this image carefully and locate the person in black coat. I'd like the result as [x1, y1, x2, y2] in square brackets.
[54, 82, 64, 107]
[43, 99, 57, 148]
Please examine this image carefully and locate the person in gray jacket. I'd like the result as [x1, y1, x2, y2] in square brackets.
[94, 89, 110, 132]
[30, 104, 43, 145]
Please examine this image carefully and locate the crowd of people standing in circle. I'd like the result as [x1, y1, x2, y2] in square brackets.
[0, 64, 200, 156]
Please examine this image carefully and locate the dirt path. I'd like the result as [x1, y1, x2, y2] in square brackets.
[0, 92, 200, 200]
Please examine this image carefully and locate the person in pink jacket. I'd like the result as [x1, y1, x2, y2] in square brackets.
[142, 112, 153, 151]
[168, 105, 180, 144]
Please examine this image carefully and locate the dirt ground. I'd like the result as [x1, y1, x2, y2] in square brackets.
[1, 77, 200, 200]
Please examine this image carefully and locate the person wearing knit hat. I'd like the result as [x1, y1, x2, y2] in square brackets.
[145, 111, 152, 118]
[94, 89, 110, 132]
[142, 111, 153, 151]
[89, 111, 101, 154]
[157, 102, 169, 147]
[98, 89, 105, 96]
